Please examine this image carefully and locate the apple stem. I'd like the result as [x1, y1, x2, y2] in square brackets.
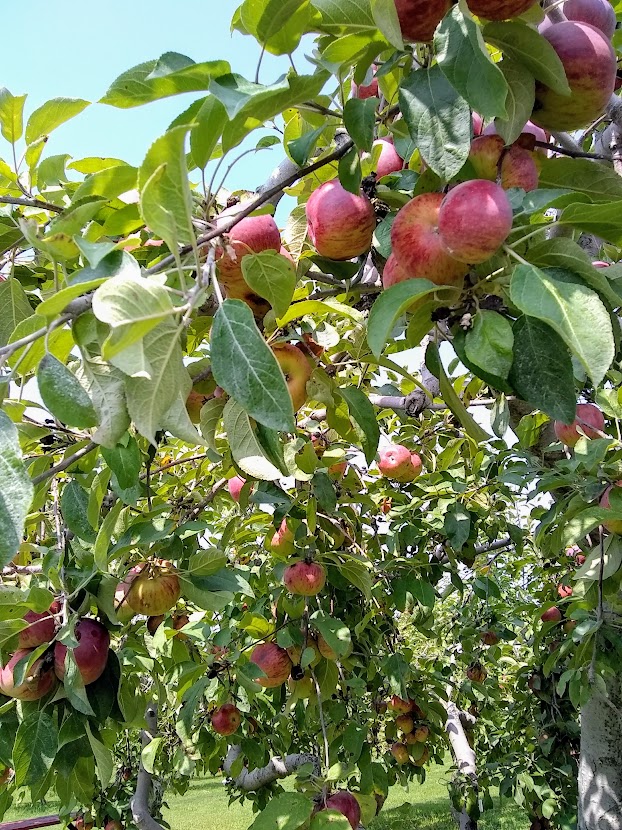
[502, 244, 531, 268]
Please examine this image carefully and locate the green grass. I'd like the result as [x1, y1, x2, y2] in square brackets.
[3, 762, 523, 830]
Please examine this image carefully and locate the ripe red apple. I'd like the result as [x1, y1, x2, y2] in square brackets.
[466, 662, 487, 682]
[558, 584, 573, 599]
[466, 0, 539, 19]
[388, 695, 414, 714]
[228, 475, 247, 503]
[147, 614, 164, 636]
[599, 481, 622, 534]
[372, 138, 404, 179]
[472, 112, 484, 136]
[395, 714, 414, 733]
[283, 561, 327, 596]
[272, 343, 312, 412]
[382, 254, 413, 289]
[74, 816, 94, 830]
[390, 193, 468, 285]
[482, 120, 548, 153]
[0, 649, 56, 700]
[575, 553, 587, 566]
[390, 742, 410, 764]
[532, 22, 616, 131]
[394, 0, 452, 41]
[378, 444, 422, 483]
[468, 135, 539, 191]
[212, 703, 242, 736]
[19, 600, 60, 648]
[554, 402, 605, 446]
[438, 180, 513, 264]
[250, 642, 293, 687]
[126, 560, 181, 616]
[0, 767, 12, 786]
[323, 792, 361, 830]
[54, 618, 110, 685]
[351, 66, 378, 99]
[306, 179, 375, 260]
[413, 725, 430, 742]
[541, 606, 563, 623]
[481, 629, 500, 646]
[216, 214, 281, 281]
[563, 0, 616, 38]
[269, 518, 295, 558]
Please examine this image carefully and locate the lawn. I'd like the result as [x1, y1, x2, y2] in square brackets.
[2, 762, 523, 829]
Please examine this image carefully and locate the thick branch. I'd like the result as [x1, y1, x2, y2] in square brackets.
[223, 745, 321, 792]
[131, 705, 164, 830]
[0, 195, 64, 214]
[445, 699, 478, 830]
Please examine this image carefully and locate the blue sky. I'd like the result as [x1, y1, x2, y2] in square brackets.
[1, 0, 296, 193]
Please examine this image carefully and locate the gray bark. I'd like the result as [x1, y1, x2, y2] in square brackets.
[131, 706, 165, 830]
[445, 699, 478, 830]
[223, 745, 321, 791]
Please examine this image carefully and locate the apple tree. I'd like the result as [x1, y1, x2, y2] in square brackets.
[0, 2, 621, 830]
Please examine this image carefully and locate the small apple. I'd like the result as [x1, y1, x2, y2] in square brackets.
[228, 475, 247, 503]
[554, 402, 605, 446]
[288, 674, 315, 698]
[0, 649, 56, 701]
[104, 821, 123, 830]
[126, 560, 181, 616]
[54, 618, 110, 685]
[351, 66, 378, 99]
[268, 518, 295, 558]
[19, 600, 60, 648]
[592, 261, 610, 268]
[540, 606, 562, 623]
[575, 553, 586, 567]
[74, 816, 94, 830]
[482, 120, 549, 153]
[472, 112, 484, 136]
[114, 566, 143, 623]
[185, 389, 208, 424]
[481, 629, 500, 646]
[212, 703, 242, 736]
[272, 343, 312, 412]
[250, 642, 293, 687]
[395, 714, 414, 733]
[317, 631, 352, 661]
[372, 138, 404, 179]
[147, 615, 164, 636]
[394, 0, 452, 41]
[323, 792, 361, 830]
[468, 135, 539, 191]
[466, 662, 487, 683]
[388, 695, 413, 714]
[413, 725, 430, 742]
[465, 0, 539, 19]
[378, 444, 422, 483]
[438, 180, 513, 264]
[216, 214, 281, 281]
[563, 0, 617, 38]
[599, 481, 622, 533]
[390, 742, 410, 764]
[286, 635, 321, 667]
[558, 584, 573, 599]
[283, 561, 326, 596]
[306, 179, 375, 260]
[563, 619, 578, 634]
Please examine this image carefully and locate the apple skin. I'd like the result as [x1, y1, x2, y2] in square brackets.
[54, 619, 110, 685]
[391, 193, 469, 285]
[19, 600, 60, 648]
[413, 725, 430, 743]
[469, 135, 539, 191]
[324, 792, 361, 830]
[395, 714, 414, 733]
[216, 214, 281, 281]
[390, 742, 410, 764]
[272, 343, 312, 412]
[558, 584, 573, 599]
[482, 120, 548, 153]
[599, 481, 622, 534]
[74, 817, 94, 830]
[306, 180, 375, 261]
[466, 0, 539, 19]
[532, 22, 617, 132]
[114, 566, 144, 623]
[378, 444, 422, 483]
[185, 389, 208, 424]
[250, 642, 293, 688]
[481, 629, 500, 646]
[553, 402, 605, 446]
[438, 180, 513, 264]
[125, 560, 181, 617]
[592, 260, 610, 268]
[373, 138, 404, 179]
[541, 606, 563, 623]
[104, 822, 123, 830]
[388, 695, 414, 714]
[283, 561, 327, 596]
[394, 0, 452, 41]
[472, 112, 484, 136]
[563, 0, 617, 38]
[228, 475, 247, 503]
[0, 649, 57, 701]
[212, 703, 242, 736]
[269, 519, 295, 558]
[352, 66, 378, 100]
[382, 254, 413, 289]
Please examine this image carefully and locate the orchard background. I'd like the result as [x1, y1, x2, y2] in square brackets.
[0, 2, 621, 830]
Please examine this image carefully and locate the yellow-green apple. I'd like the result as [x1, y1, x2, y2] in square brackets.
[532, 22, 616, 131]
[250, 642, 293, 687]
[268, 518, 295, 558]
[19, 600, 60, 648]
[413, 725, 430, 742]
[114, 565, 143, 623]
[212, 703, 242, 735]
[563, 0, 616, 38]
[438, 180, 513, 263]
[378, 444, 422, 483]
[228, 475, 247, 503]
[540, 606, 562, 623]
[283, 560, 326, 596]
[468, 135, 539, 190]
[411, 745, 430, 766]
[554, 402, 605, 446]
[306, 179, 375, 260]
[272, 343, 312, 412]
[390, 742, 410, 764]
[600, 481, 622, 533]
[466, 662, 488, 682]
[372, 138, 404, 179]
[0, 649, 56, 700]
[216, 214, 281, 281]
[466, 0, 539, 18]
[54, 618, 110, 685]
[287, 635, 322, 666]
[288, 673, 315, 698]
[390, 193, 469, 285]
[125, 560, 181, 616]
[317, 631, 353, 661]
[395, 714, 414, 733]
[185, 389, 208, 424]
[323, 792, 361, 830]
[394, 0, 452, 41]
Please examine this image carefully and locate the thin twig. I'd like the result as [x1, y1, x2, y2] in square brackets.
[31, 441, 98, 486]
[0, 195, 64, 213]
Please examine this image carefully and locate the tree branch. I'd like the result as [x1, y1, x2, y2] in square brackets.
[0, 195, 64, 214]
[445, 698, 478, 830]
[0, 294, 93, 362]
[31, 441, 98, 486]
[131, 705, 165, 830]
[223, 745, 321, 792]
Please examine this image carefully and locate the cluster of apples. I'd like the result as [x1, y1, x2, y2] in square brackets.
[388, 695, 432, 767]
[377, 444, 422, 483]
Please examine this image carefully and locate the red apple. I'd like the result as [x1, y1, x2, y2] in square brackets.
[351, 66, 379, 99]
[283, 561, 326, 596]
[438, 180, 513, 263]
[390, 193, 469, 285]
[212, 703, 242, 736]
[541, 606, 563, 623]
[575, 553, 586, 566]
[378, 444, 422, 483]
[147, 614, 164, 636]
[466, 662, 487, 682]
[272, 342, 312, 412]
[126, 560, 181, 616]
[558, 584, 574, 599]
[394, 0, 452, 41]
[373, 138, 404, 179]
[228, 475, 247, 503]
[382, 254, 412, 289]
[592, 260, 610, 268]
[563, 0, 617, 38]
[74, 816, 94, 830]
[481, 629, 500, 646]
[269, 518, 295, 558]
[0, 649, 56, 701]
[114, 566, 143, 623]
[472, 112, 484, 136]
[395, 714, 414, 733]
[390, 742, 410, 764]
[19, 600, 60, 648]
[54, 618, 110, 685]
[216, 214, 281, 281]
[482, 120, 548, 153]
[600, 481, 622, 534]
[468, 135, 539, 191]
[104, 822, 123, 830]
[554, 402, 605, 446]
[185, 388, 208, 424]
[532, 22, 616, 131]
[323, 792, 361, 830]
[466, 0, 540, 19]
[250, 642, 293, 688]
[388, 695, 414, 714]
[306, 180, 375, 260]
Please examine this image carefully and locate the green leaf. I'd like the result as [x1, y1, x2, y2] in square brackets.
[61, 481, 97, 542]
[339, 387, 380, 465]
[85, 723, 113, 788]
[367, 278, 450, 357]
[72, 164, 137, 202]
[537, 157, 622, 202]
[0, 218, 24, 255]
[444, 503, 471, 550]
[188, 548, 228, 577]
[464, 310, 514, 381]
[37, 355, 98, 428]
[494, 59, 536, 145]
[140, 737, 163, 775]
[25, 98, 89, 145]
[0, 88, 27, 142]
[190, 96, 228, 169]
[238, 0, 316, 56]
[200, 397, 225, 453]
[211, 300, 295, 433]
[399, 65, 471, 180]
[509, 316, 576, 423]
[8, 315, 74, 377]
[344, 97, 377, 152]
[161, 390, 207, 447]
[242, 251, 296, 318]
[249, 793, 313, 830]
[0, 278, 33, 347]
[101, 436, 141, 490]
[371, 0, 404, 49]
[310, 610, 352, 657]
[80, 357, 131, 450]
[483, 22, 571, 96]
[288, 127, 326, 167]
[100, 55, 231, 108]
[0, 412, 34, 568]
[13, 713, 57, 788]
[339, 558, 373, 600]
[338, 145, 362, 195]
[558, 201, 622, 246]
[434, 6, 508, 120]
[452, 327, 512, 394]
[277, 298, 363, 327]
[223, 398, 282, 480]
[310, 812, 351, 830]
[312, 0, 375, 32]
[509, 265, 614, 386]
[36, 279, 108, 319]
[94, 500, 123, 573]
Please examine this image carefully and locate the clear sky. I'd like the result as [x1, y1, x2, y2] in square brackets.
[1, 0, 294, 193]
